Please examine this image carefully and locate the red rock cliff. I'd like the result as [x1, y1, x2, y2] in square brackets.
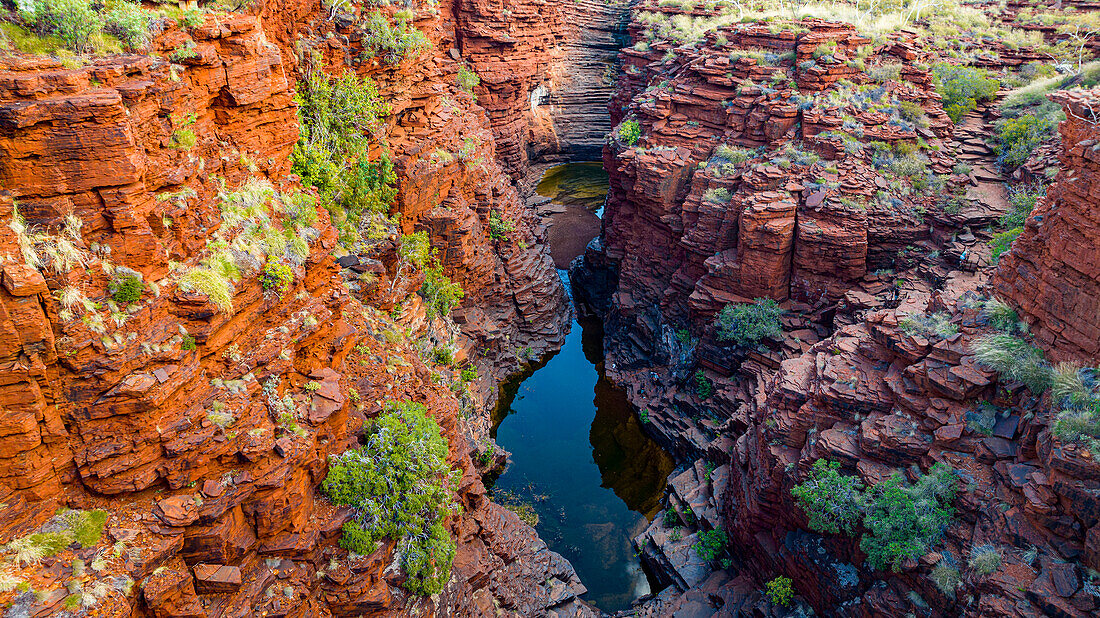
[0, 2, 598, 615]
[995, 89, 1100, 363]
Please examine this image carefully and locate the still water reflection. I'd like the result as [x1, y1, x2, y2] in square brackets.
[491, 303, 675, 611]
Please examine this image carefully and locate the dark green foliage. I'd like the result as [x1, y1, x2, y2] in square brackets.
[460, 366, 478, 382]
[693, 370, 714, 400]
[995, 113, 1056, 169]
[291, 70, 395, 247]
[765, 576, 794, 607]
[181, 334, 197, 351]
[694, 528, 728, 562]
[715, 298, 782, 346]
[322, 401, 457, 596]
[931, 64, 1000, 123]
[617, 119, 641, 145]
[790, 461, 958, 572]
[260, 260, 293, 296]
[110, 275, 143, 304]
[860, 464, 957, 571]
[791, 459, 864, 535]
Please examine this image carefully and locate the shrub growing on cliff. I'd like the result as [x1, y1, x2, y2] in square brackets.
[292, 70, 395, 246]
[715, 298, 782, 346]
[694, 528, 728, 563]
[931, 64, 1000, 123]
[995, 112, 1056, 170]
[361, 11, 431, 64]
[456, 64, 480, 93]
[616, 119, 642, 146]
[791, 459, 864, 535]
[764, 576, 794, 607]
[109, 275, 143, 305]
[322, 401, 458, 596]
[421, 263, 464, 318]
[260, 260, 294, 297]
[968, 544, 1002, 575]
[860, 464, 958, 572]
[989, 227, 1022, 264]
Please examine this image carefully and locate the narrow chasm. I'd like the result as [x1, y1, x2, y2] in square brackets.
[490, 164, 676, 613]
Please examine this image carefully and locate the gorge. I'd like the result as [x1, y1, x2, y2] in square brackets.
[1, 0, 1100, 617]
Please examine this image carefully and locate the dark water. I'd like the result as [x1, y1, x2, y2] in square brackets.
[535, 161, 609, 209]
[489, 164, 675, 612]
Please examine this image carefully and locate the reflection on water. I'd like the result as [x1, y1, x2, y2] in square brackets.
[491, 280, 675, 612]
[536, 161, 610, 214]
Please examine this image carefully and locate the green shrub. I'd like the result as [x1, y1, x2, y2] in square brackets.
[110, 275, 143, 304]
[181, 334, 197, 351]
[103, 0, 150, 50]
[460, 366, 477, 382]
[18, 0, 103, 53]
[995, 113, 1056, 169]
[169, 128, 197, 150]
[456, 64, 479, 92]
[292, 70, 395, 247]
[422, 263, 463, 318]
[931, 64, 1000, 123]
[432, 347, 454, 366]
[990, 227, 1022, 264]
[860, 464, 957, 572]
[693, 370, 714, 399]
[487, 210, 515, 241]
[361, 11, 431, 64]
[765, 576, 794, 607]
[694, 528, 728, 562]
[1001, 184, 1044, 229]
[260, 260, 293, 296]
[617, 119, 642, 145]
[322, 401, 457, 596]
[971, 333, 1051, 394]
[899, 312, 958, 339]
[791, 459, 864, 535]
[715, 298, 782, 346]
[703, 187, 732, 203]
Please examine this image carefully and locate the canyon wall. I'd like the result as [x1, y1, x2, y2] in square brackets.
[577, 3, 1100, 616]
[0, 0, 602, 615]
[995, 90, 1100, 363]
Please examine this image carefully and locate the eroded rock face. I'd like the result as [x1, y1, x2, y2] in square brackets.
[0, 1, 598, 615]
[581, 10, 979, 374]
[995, 90, 1100, 363]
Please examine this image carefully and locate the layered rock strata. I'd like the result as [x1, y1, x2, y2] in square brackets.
[0, 1, 603, 615]
[995, 90, 1100, 363]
